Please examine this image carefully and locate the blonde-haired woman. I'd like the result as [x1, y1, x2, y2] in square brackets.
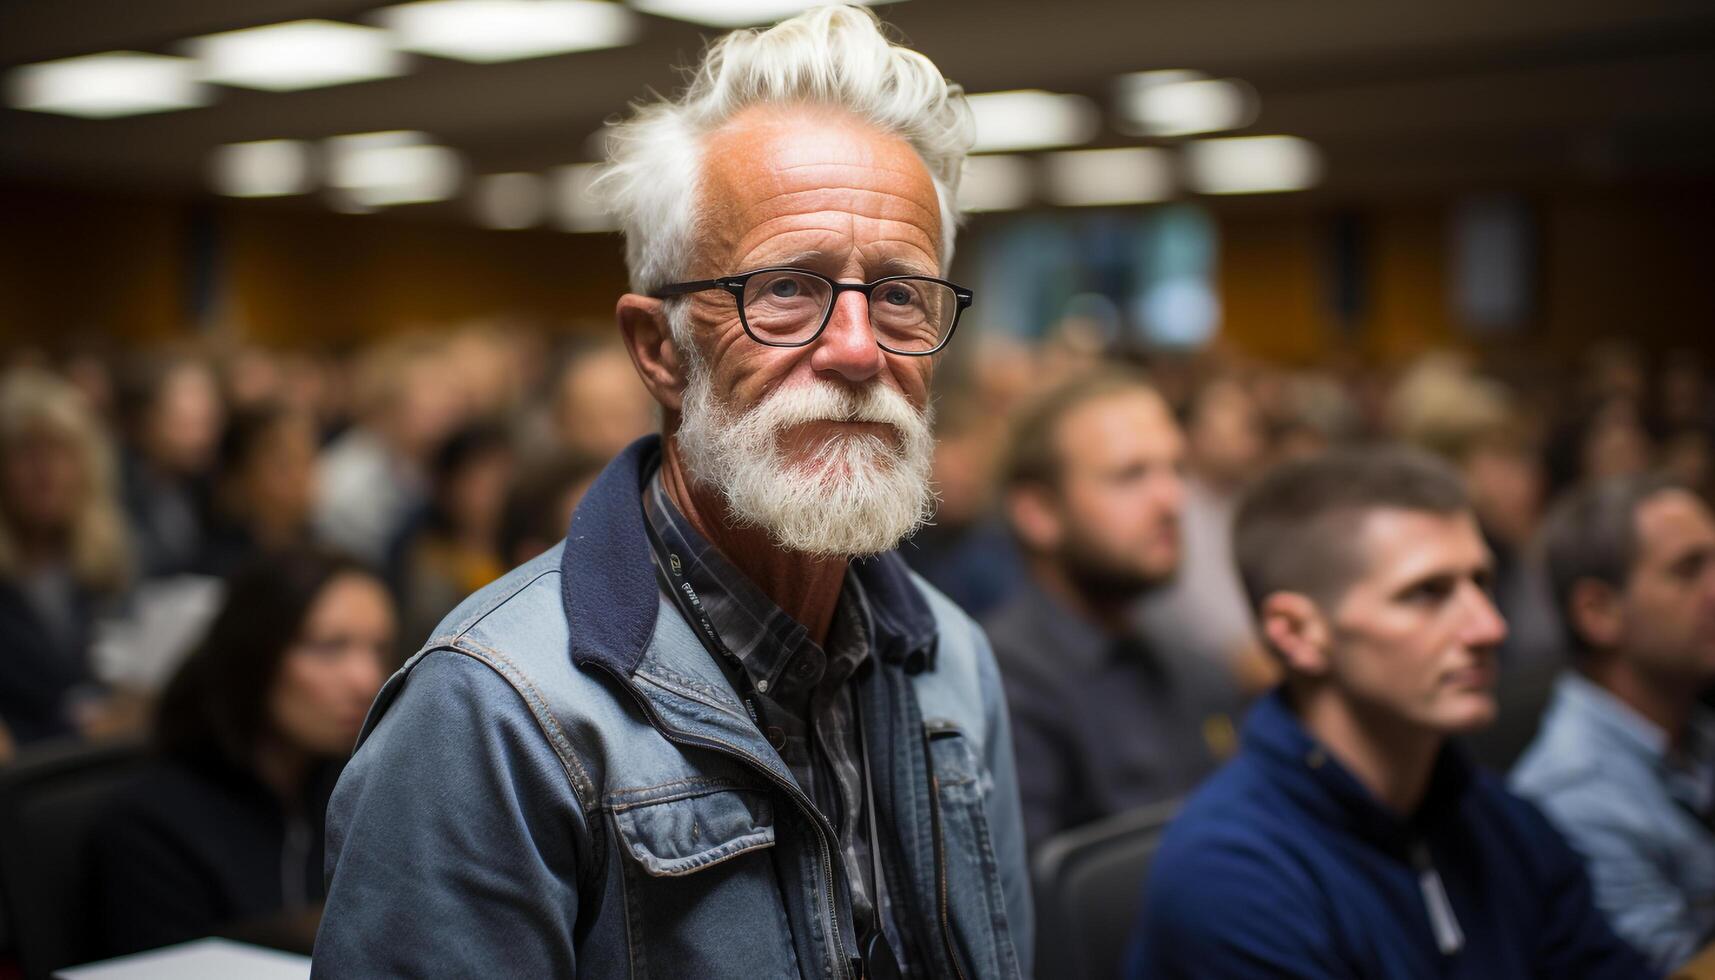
[0, 366, 133, 748]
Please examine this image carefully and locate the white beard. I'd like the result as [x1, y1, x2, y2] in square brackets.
[675, 360, 936, 558]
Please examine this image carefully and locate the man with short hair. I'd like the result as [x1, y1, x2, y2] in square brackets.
[1129, 448, 1651, 979]
[985, 369, 1243, 851]
[1514, 474, 1715, 972]
[313, 9, 1030, 979]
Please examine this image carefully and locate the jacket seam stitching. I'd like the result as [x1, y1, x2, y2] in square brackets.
[443, 638, 599, 810]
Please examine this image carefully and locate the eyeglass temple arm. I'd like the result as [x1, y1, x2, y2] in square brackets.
[648, 278, 735, 299]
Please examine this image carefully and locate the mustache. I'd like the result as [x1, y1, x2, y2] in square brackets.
[751, 381, 925, 433]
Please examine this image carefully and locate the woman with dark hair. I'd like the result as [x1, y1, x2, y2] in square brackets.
[88, 548, 392, 955]
[195, 401, 319, 579]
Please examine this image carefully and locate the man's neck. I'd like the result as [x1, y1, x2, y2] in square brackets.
[1292, 683, 1444, 816]
[658, 437, 847, 646]
[1028, 559, 1135, 636]
[1582, 654, 1699, 748]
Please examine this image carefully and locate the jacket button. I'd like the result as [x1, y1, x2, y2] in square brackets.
[766, 726, 787, 750]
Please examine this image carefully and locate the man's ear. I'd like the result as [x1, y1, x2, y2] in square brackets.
[1260, 591, 1332, 677]
[617, 294, 687, 415]
[1568, 578, 1623, 653]
[1005, 484, 1063, 555]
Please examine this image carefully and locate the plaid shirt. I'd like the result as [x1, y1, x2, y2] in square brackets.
[642, 472, 907, 966]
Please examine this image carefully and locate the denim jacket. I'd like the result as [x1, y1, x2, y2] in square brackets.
[312, 437, 1033, 979]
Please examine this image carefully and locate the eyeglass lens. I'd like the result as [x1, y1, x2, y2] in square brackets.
[740, 270, 954, 352]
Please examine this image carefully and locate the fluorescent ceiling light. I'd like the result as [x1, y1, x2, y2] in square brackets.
[1044, 147, 1173, 206]
[554, 163, 616, 232]
[211, 139, 313, 197]
[6, 52, 209, 119]
[967, 90, 1099, 153]
[1185, 135, 1321, 194]
[190, 20, 403, 92]
[326, 130, 462, 206]
[474, 172, 549, 228]
[380, 0, 638, 63]
[958, 155, 1032, 213]
[1116, 70, 1257, 138]
[626, 0, 902, 28]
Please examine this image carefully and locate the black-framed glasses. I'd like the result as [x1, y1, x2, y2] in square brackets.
[650, 267, 972, 356]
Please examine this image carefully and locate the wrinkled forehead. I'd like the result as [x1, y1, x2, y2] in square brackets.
[694, 105, 943, 269]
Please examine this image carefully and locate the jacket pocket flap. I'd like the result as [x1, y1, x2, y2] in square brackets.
[612, 788, 776, 877]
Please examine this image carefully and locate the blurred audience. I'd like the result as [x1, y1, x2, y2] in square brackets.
[549, 341, 656, 462]
[903, 393, 1026, 617]
[985, 369, 1245, 852]
[1514, 474, 1715, 973]
[315, 336, 460, 567]
[1129, 449, 1651, 978]
[197, 402, 320, 579]
[498, 451, 603, 570]
[0, 368, 133, 748]
[395, 422, 515, 650]
[89, 549, 392, 956]
[1136, 373, 1274, 691]
[117, 354, 223, 579]
[4, 313, 1715, 974]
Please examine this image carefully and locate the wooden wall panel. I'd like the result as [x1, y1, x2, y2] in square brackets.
[0, 185, 187, 350]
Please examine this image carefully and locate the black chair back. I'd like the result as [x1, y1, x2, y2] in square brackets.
[0, 739, 146, 980]
[1031, 799, 1181, 980]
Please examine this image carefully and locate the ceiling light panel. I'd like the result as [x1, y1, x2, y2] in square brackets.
[1116, 70, 1257, 138]
[212, 139, 314, 197]
[7, 52, 209, 119]
[380, 0, 638, 63]
[1185, 135, 1322, 194]
[326, 130, 462, 206]
[1044, 147, 1174, 206]
[626, 0, 902, 29]
[191, 20, 404, 92]
[958, 155, 1033, 213]
[967, 90, 1100, 153]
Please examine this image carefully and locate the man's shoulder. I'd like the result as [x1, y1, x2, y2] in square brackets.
[1143, 755, 1332, 931]
[1509, 692, 1635, 810]
[424, 542, 569, 652]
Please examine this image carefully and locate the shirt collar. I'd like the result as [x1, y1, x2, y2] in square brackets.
[642, 468, 867, 697]
[1556, 672, 1715, 811]
[559, 435, 939, 678]
[1244, 687, 1476, 853]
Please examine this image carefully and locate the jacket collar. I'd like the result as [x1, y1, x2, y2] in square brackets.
[1244, 687, 1476, 854]
[560, 435, 939, 678]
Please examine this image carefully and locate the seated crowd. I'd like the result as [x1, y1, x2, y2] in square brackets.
[1, 325, 1713, 975]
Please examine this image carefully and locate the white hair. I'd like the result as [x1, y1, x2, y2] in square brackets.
[592, 4, 974, 297]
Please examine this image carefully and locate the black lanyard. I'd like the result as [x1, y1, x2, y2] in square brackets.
[641, 516, 903, 980]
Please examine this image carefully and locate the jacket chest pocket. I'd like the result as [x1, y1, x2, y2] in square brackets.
[609, 784, 799, 978]
[924, 720, 1024, 980]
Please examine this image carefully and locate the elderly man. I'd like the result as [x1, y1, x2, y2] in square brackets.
[1514, 475, 1715, 973]
[312, 8, 1030, 980]
[1128, 449, 1650, 979]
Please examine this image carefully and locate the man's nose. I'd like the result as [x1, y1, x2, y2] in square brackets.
[808, 290, 886, 385]
[1461, 585, 1510, 650]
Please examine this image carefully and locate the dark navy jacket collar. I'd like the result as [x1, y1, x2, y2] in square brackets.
[560, 435, 938, 677]
[1244, 687, 1476, 854]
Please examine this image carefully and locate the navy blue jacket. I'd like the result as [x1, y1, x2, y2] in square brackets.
[1129, 690, 1656, 979]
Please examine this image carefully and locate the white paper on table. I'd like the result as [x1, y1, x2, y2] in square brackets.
[54, 937, 310, 980]
[90, 575, 226, 691]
